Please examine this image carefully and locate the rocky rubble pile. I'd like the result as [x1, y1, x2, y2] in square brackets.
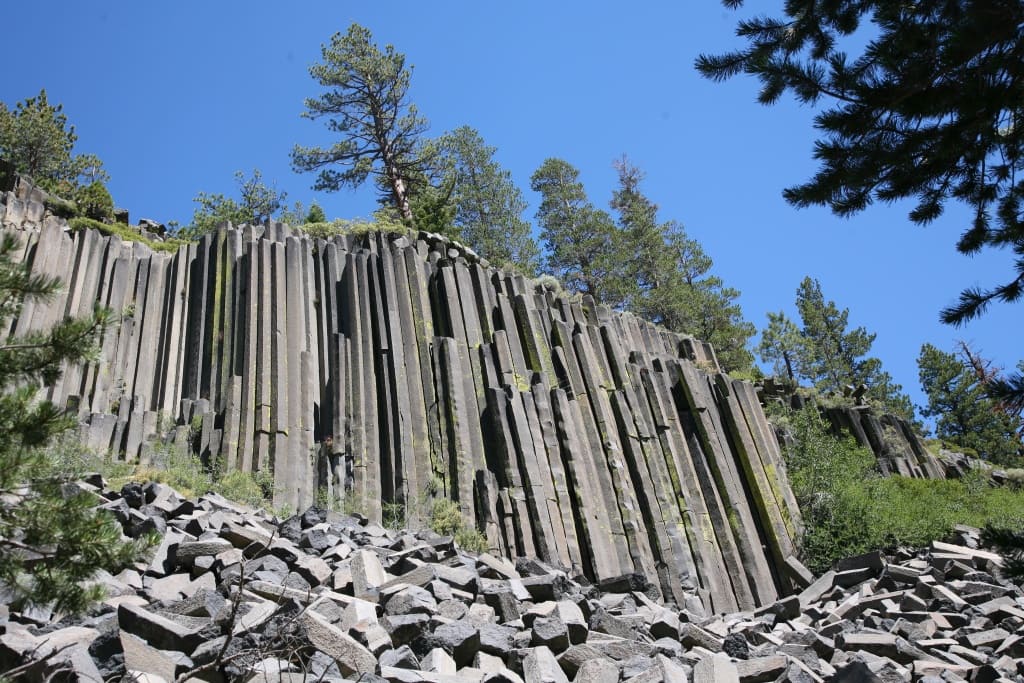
[2, 480, 1023, 683]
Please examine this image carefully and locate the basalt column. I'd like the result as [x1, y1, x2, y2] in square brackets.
[2, 210, 805, 614]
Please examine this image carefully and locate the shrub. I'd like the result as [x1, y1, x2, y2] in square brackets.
[134, 442, 277, 509]
[306, 203, 326, 223]
[74, 181, 114, 221]
[43, 194, 78, 219]
[781, 405, 1024, 572]
[383, 501, 406, 530]
[429, 498, 464, 536]
[534, 274, 563, 294]
[294, 217, 410, 241]
[216, 469, 276, 509]
[428, 498, 488, 552]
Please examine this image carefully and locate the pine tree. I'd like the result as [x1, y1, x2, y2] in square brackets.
[530, 158, 630, 308]
[0, 233, 148, 614]
[0, 90, 76, 184]
[435, 126, 539, 274]
[918, 343, 1023, 465]
[185, 169, 287, 237]
[609, 157, 667, 307]
[697, 0, 1024, 407]
[609, 159, 755, 372]
[758, 311, 802, 382]
[0, 89, 110, 201]
[292, 23, 433, 224]
[794, 277, 914, 420]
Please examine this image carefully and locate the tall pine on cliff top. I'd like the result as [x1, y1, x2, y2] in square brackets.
[610, 158, 755, 372]
[436, 127, 539, 274]
[531, 158, 630, 309]
[697, 0, 1024, 411]
[758, 311, 802, 382]
[292, 23, 433, 224]
[0, 233, 147, 614]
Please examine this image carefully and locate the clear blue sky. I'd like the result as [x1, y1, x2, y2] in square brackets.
[5, 2, 1018, 421]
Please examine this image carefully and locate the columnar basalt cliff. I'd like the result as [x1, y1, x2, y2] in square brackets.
[1, 177, 805, 614]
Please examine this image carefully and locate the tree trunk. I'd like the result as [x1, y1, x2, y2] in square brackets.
[392, 174, 413, 224]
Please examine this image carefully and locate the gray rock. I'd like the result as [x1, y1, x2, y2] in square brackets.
[523, 646, 569, 683]
[479, 623, 518, 655]
[379, 644, 420, 669]
[384, 613, 432, 646]
[300, 609, 377, 676]
[433, 620, 480, 667]
[693, 653, 739, 683]
[531, 616, 570, 653]
[573, 657, 620, 683]
[117, 603, 207, 653]
[621, 655, 655, 679]
[120, 631, 193, 681]
[175, 538, 235, 567]
[385, 585, 438, 616]
[556, 644, 611, 679]
[352, 549, 389, 599]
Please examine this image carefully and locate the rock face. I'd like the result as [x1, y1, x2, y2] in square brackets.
[3, 483, 1022, 683]
[1, 181, 803, 613]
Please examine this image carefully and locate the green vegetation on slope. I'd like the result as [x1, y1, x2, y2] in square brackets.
[778, 405, 1024, 573]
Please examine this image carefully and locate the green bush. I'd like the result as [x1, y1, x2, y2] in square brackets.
[305, 203, 326, 223]
[129, 442, 276, 510]
[383, 501, 406, 530]
[429, 498, 488, 552]
[216, 469, 276, 508]
[74, 181, 114, 221]
[781, 406, 1024, 572]
[43, 194, 78, 219]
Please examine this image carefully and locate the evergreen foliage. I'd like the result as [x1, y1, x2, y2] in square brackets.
[435, 126, 539, 274]
[0, 89, 112, 206]
[292, 23, 434, 224]
[758, 311, 802, 382]
[0, 89, 77, 185]
[917, 343, 1023, 465]
[980, 525, 1024, 581]
[530, 158, 630, 308]
[779, 405, 1024, 572]
[185, 169, 287, 237]
[74, 180, 114, 222]
[698, 0, 1024, 408]
[609, 159, 755, 372]
[989, 363, 1024, 418]
[530, 156, 755, 372]
[305, 202, 326, 224]
[763, 277, 916, 421]
[0, 233, 149, 614]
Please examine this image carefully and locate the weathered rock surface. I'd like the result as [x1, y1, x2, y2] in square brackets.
[2, 480, 1023, 683]
[1, 178, 805, 614]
